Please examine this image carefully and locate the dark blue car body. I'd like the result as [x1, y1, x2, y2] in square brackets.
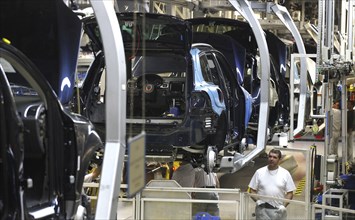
[80, 12, 248, 161]
[188, 17, 290, 142]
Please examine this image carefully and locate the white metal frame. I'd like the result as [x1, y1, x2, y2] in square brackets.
[90, 0, 127, 219]
[269, 4, 308, 137]
[289, 53, 319, 142]
[312, 202, 355, 220]
[141, 187, 241, 219]
[225, 0, 270, 173]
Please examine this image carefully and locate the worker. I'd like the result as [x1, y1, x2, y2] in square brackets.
[248, 149, 296, 220]
[330, 99, 342, 155]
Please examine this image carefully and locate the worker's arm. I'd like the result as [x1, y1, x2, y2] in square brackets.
[249, 188, 258, 202]
[284, 191, 294, 207]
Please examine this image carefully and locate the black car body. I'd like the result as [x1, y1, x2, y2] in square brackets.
[0, 39, 102, 219]
[0, 0, 104, 217]
[79, 12, 247, 165]
[187, 17, 290, 142]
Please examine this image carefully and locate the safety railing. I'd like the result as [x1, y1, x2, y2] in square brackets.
[84, 180, 241, 219]
[141, 184, 241, 219]
[84, 181, 355, 219]
[242, 192, 309, 219]
[312, 203, 355, 219]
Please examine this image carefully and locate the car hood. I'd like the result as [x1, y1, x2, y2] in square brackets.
[191, 32, 246, 85]
[188, 17, 289, 79]
[187, 17, 258, 55]
[0, 0, 82, 105]
[83, 12, 192, 54]
[265, 30, 287, 78]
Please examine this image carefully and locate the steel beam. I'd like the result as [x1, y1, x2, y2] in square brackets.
[228, 0, 270, 172]
[90, 0, 127, 219]
[270, 4, 308, 137]
[346, 0, 354, 61]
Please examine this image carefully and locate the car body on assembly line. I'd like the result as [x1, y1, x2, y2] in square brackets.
[0, 0, 103, 218]
[78, 12, 247, 171]
[187, 17, 291, 143]
[0, 39, 102, 219]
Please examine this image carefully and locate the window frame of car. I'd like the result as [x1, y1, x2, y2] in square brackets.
[0, 49, 47, 108]
[0, 42, 69, 204]
[199, 54, 213, 83]
[205, 52, 231, 100]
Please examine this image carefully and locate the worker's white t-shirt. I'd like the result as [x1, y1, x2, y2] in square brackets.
[249, 166, 296, 208]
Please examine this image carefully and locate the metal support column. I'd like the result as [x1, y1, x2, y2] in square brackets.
[322, 80, 330, 190]
[317, 0, 335, 65]
[341, 77, 348, 173]
[346, 0, 354, 61]
[90, 0, 127, 219]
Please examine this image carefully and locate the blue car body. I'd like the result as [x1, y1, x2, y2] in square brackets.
[188, 17, 290, 142]
[191, 32, 253, 131]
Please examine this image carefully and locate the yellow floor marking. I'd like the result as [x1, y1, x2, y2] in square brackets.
[295, 176, 306, 195]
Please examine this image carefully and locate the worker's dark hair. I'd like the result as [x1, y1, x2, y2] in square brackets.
[269, 149, 282, 159]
